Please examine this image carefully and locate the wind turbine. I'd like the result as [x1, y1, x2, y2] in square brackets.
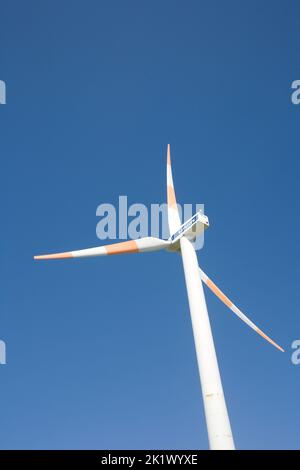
[34, 145, 284, 450]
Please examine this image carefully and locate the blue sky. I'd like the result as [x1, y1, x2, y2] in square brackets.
[1, 0, 300, 450]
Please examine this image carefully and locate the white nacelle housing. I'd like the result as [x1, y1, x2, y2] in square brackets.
[169, 210, 209, 244]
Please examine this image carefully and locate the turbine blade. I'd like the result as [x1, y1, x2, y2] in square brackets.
[34, 237, 170, 260]
[199, 267, 284, 352]
[167, 144, 181, 235]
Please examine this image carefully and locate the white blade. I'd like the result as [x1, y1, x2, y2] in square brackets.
[34, 237, 170, 260]
[166, 144, 181, 235]
[199, 267, 284, 352]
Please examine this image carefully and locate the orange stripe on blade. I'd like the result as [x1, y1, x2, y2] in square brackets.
[167, 185, 177, 208]
[167, 144, 171, 166]
[34, 252, 73, 260]
[206, 278, 233, 309]
[256, 328, 284, 352]
[105, 240, 139, 255]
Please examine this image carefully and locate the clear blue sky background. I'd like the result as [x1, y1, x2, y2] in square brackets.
[1, 0, 300, 450]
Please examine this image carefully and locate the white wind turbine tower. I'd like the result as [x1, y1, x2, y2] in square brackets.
[34, 145, 284, 450]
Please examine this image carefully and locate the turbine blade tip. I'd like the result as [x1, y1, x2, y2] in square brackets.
[34, 252, 73, 260]
[167, 144, 171, 165]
